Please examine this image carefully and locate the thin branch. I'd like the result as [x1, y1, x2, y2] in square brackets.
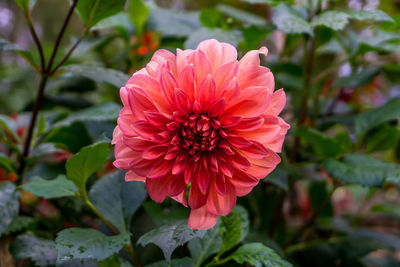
[51, 33, 86, 74]
[17, 75, 48, 180]
[24, 11, 46, 71]
[45, 0, 79, 73]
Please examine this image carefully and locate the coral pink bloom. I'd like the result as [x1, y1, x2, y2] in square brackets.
[113, 39, 289, 230]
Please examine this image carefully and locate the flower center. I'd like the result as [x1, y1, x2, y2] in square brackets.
[181, 114, 221, 155]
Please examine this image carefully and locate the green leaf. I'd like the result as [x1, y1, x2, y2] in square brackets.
[185, 28, 243, 49]
[75, 0, 126, 28]
[21, 175, 78, 199]
[266, 165, 288, 191]
[66, 142, 110, 194]
[143, 201, 188, 225]
[200, 8, 225, 28]
[240, 0, 292, 5]
[12, 0, 37, 11]
[62, 65, 130, 88]
[323, 154, 400, 187]
[89, 170, 146, 233]
[0, 153, 16, 173]
[3, 216, 34, 235]
[216, 4, 265, 26]
[312, 11, 349, 30]
[355, 97, 400, 142]
[10, 233, 57, 266]
[138, 220, 206, 262]
[146, 258, 195, 267]
[56, 228, 130, 263]
[188, 226, 221, 266]
[366, 123, 399, 152]
[0, 37, 36, 68]
[333, 66, 382, 89]
[296, 126, 347, 158]
[92, 12, 133, 32]
[129, 0, 149, 36]
[272, 4, 312, 35]
[228, 242, 292, 267]
[371, 204, 400, 220]
[148, 5, 201, 38]
[45, 122, 92, 153]
[346, 10, 394, 22]
[219, 205, 249, 256]
[0, 182, 19, 234]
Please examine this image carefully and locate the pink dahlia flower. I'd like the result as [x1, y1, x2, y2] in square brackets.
[113, 39, 289, 230]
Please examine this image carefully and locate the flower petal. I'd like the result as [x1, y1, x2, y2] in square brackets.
[188, 205, 218, 230]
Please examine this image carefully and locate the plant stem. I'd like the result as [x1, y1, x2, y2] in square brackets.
[24, 9, 46, 72]
[51, 32, 86, 74]
[17, 75, 48, 180]
[45, 0, 79, 73]
[290, 37, 316, 161]
[18, 0, 80, 179]
[283, 187, 335, 248]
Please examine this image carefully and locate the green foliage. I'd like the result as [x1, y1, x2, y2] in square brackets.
[366, 123, 399, 152]
[296, 126, 350, 158]
[129, 0, 149, 36]
[216, 4, 265, 26]
[148, 6, 201, 38]
[188, 226, 222, 266]
[21, 175, 78, 198]
[323, 154, 400, 187]
[10, 233, 57, 266]
[185, 28, 243, 49]
[146, 257, 195, 267]
[56, 228, 130, 263]
[0, 153, 15, 173]
[3, 216, 34, 235]
[355, 97, 400, 142]
[0, 182, 19, 234]
[312, 11, 350, 31]
[12, 0, 37, 12]
[138, 220, 206, 262]
[272, 4, 312, 35]
[333, 66, 382, 89]
[228, 242, 292, 267]
[65, 142, 110, 194]
[219, 205, 249, 256]
[200, 8, 225, 29]
[89, 170, 147, 233]
[75, 0, 127, 28]
[62, 65, 130, 88]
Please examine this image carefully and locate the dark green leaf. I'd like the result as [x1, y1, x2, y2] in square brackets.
[371, 204, 400, 220]
[323, 154, 400, 187]
[355, 97, 400, 141]
[97, 254, 121, 267]
[0, 114, 19, 143]
[129, 0, 149, 36]
[45, 122, 93, 153]
[62, 65, 129, 88]
[0, 153, 15, 173]
[216, 4, 265, 26]
[351, 229, 400, 250]
[219, 205, 249, 256]
[0, 182, 19, 234]
[3, 216, 34, 235]
[296, 126, 346, 158]
[143, 201, 188, 225]
[366, 123, 399, 152]
[188, 226, 221, 265]
[346, 10, 393, 22]
[312, 11, 349, 30]
[333, 66, 382, 89]
[56, 228, 130, 263]
[266, 165, 288, 191]
[75, 0, 126, 28]
[66, 142, 110, 193]
[148, 5, 201, 38]
[21, 175, 78, 199]
[185, 28, 243, 49]
[272, 4, 312, 35]
[89, 170, 146, 233]
[92, 12, 132, 32]
[145, 258, 195, 267]
[138, 220, 206, 262]
[10, 233, 57, 266]
[228, 242, 292, 267]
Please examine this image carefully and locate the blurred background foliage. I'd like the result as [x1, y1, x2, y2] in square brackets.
[1, 0, 400, 266]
